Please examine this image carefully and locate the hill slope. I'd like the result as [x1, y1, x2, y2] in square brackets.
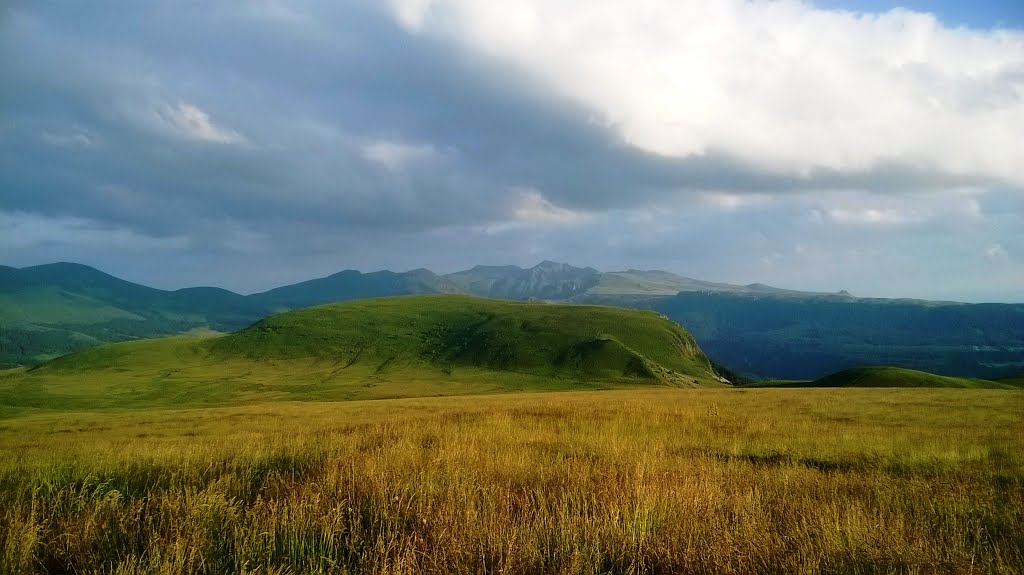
[212, 296, 714, 380]
[805, 367, 1022, 389]
[0, 263, 271, 367]
[1, 296, 721, 411]
[0, 264, 462, 368]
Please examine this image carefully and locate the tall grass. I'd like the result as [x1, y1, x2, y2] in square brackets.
[2, 388, 1022, 574]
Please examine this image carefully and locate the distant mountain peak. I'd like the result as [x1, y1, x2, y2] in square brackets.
[29, 261, 97, 269]
[532, 260, 599, 274]
[442, 260, 599, 300]
[326, 269, 362, 279]
[24, 261, 107, 275]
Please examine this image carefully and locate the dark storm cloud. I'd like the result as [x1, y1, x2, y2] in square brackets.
[5, 0, 1011, 243]
[2, 2, 500, 232]
[1, 1, 1022, 301]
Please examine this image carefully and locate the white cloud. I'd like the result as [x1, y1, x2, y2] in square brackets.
[40, 126, 95, 148]
[986, 243, 1010, 261]
[392, 0, 436, 30]
[472, 188, 587, 234]
[362, 139, 440, 171]
[699, 192, 767, 211]
[827, 207, 913, 226]
[158, 102, 244, 144]
[816, 189, 986, 227]
[390, 1, 1024, 184]
[512, 188, 586, 225]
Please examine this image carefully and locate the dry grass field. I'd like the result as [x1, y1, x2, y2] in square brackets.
[2, 387, 1022, 574]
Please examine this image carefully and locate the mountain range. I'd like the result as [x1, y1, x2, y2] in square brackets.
[2, 261, 1022, 379]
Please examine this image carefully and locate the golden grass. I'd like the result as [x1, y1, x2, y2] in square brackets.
[2, 388, 1022, 574]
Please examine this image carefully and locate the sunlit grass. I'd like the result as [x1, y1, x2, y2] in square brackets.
[2, 388, 1022, 574]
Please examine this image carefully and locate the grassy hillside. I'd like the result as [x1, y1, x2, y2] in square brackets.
[213, 296, 712, 378]
[804, 366, 1024, 389]
[0, 264, 465, 368]
[0, 288, 143, 324]
[0, 263, 270, 367]
[0, 296, 720, 412]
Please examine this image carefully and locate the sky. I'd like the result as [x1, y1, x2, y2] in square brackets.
[2, 1, 1023, 302]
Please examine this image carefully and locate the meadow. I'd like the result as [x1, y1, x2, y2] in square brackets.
[2, 387, 1021, 574]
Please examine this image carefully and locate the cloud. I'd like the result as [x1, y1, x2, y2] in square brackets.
[157, 102, 245, 144]
[362, 139, 440, 171]
[796, 189, 987, 230]
[40, 126, 95, 148]
[698, 192, 767, 211]
[986, 243, 1010, 261]
[512, 188, 586, 225]
[827, 207, 914, 226]
[392, 0, 435, 29]
[0, 211, 188, 252]
[1, 1, 1022, 302]
[391, 0, 1024, 184]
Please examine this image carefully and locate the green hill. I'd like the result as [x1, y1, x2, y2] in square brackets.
[0, 296, 720, 411]
[804, 367, 1022, 389]
[0, 263, 273, 368]
[0, 263, 465, 368]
